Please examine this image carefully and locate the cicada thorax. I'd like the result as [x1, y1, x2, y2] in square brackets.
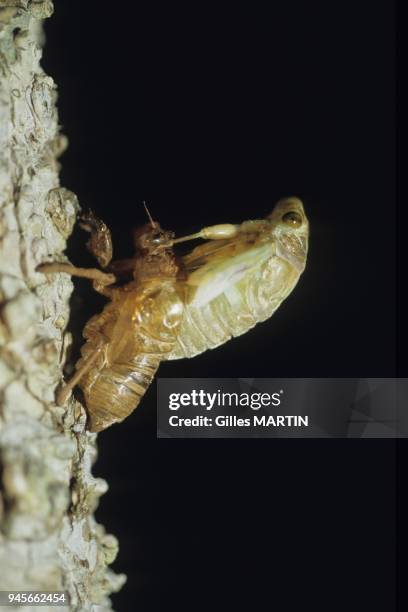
[78, 277, 184, 432]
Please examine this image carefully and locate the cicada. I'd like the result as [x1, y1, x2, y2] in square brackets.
[37, 197, 309, 432]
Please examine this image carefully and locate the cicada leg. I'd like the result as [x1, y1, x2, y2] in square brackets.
[36, 262, 116, 297]
[171, 223, 240, 245]
[78, 209, 113, 268]
[171, 220, 271, 245]
[56, 344, 105, 405]
[107, 258, 136, 280]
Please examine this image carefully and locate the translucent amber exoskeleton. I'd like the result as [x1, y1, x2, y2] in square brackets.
[38, 216, 184, 432]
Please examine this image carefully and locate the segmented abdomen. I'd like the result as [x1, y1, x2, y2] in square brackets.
[168, 255, 300, 360]
[77, 284, 183, 431]
[83, 353, 161, 432]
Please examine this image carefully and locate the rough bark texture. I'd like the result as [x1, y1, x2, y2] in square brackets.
[0, 2, 125, 610]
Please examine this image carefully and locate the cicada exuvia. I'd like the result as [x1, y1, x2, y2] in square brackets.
[37, 197, 308, 432]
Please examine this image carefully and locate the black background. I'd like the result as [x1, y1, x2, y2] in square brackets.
[43, 2, 396, 610]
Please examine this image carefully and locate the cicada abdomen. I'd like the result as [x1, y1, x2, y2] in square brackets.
[167, 197, 309, 360]
[77, 280, 183, 432]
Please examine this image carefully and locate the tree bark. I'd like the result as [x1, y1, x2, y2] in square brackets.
[0, 2, 125, 609]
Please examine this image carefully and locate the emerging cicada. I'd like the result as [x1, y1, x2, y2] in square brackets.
[37, 197, 309, 432]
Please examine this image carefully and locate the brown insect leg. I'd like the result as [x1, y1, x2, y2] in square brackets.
[107, 258, 135, 277]
[79, 209, 113, 268]
[56, 345, 104, 405]
[91, 280, 117, 298]
[37, 262, 116, 286]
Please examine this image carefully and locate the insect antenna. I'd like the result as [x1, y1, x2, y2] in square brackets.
[143, 201, 157, 229]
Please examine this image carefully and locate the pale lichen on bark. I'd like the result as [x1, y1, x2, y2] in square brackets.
[0, 2, 125, 610]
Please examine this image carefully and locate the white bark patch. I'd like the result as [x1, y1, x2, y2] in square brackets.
[0, 4, 126, 609]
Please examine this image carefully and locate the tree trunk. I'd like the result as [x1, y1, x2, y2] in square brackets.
[0, 2, 125, 609]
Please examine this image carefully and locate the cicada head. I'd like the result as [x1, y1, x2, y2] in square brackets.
[267, 197, 309, 273]
[133, 223, 175, 254]
[133, 222, 179, 280]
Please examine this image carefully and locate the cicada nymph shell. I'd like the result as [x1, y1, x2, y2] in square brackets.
[73, 223, 184, 432]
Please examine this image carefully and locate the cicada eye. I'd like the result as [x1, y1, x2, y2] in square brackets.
[282, 211, 302, 227]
